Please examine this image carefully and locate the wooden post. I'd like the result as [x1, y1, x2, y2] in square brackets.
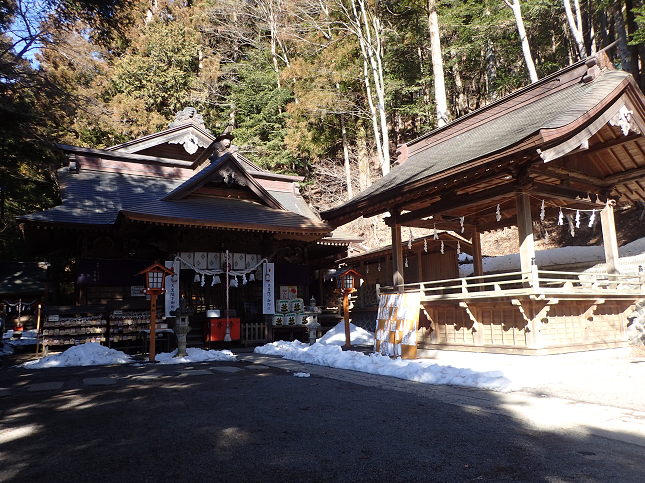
[35, 304, 42, 357]
[472, 230, 483, 291]
[601, 202, 620, 275]
[318, 265, 324, 306]
[149, 296, 157, 363]
[343, 292, 351, 347]
[516, 192, 536, 284]
[391, 214, 404, 291]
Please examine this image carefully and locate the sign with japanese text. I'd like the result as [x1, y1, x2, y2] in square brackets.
[165, 260, 180, 318]
[263, 263, 275, 314]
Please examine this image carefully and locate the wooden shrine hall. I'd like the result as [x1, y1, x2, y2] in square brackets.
[322, 51, 645, 355]
[17, 108, 359, 350]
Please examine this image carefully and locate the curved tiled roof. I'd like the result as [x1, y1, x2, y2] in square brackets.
[322, 67, 631, 223]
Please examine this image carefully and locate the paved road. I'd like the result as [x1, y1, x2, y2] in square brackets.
[1, 351, 644, 482]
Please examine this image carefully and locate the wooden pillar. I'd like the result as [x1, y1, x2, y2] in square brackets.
[472, 229, 483, 291]
[516, 192, 535, 279]
[601, 202, 620, 275]
[391, 215, 404, 291]
[472, 230, 483, 277]
[318, 264, 324, 306]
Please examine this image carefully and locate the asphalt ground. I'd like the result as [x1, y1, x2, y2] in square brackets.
[1, 346, 644, 483]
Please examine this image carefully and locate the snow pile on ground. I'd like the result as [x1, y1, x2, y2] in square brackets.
[155, 347, 236, 364]
[317, 322, 374, 346]
[255, 323, 512, 392]
[3, 330, 38, 346]
[20, 344, 237, 368]
[23, 343, 132, 369]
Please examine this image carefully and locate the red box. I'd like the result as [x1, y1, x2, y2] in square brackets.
[206, 318, 240, 342]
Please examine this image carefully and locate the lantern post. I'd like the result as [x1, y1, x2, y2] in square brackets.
[334, 268, 361, 348]
[138, 262, 174, 362]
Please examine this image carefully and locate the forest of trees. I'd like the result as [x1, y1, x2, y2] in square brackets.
[2, 0, 645, 259]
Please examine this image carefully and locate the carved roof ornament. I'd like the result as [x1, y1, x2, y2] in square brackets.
[212, 124, 236, 159]
[609, 105, 640, 136]
[167, 107, 212, 154]
[169, 133, 202, 154]
[168, 107, 211, 133]
[213, 166, 247, 188]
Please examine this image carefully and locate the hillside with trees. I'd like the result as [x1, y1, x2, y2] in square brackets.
[3, 0, 645, 258]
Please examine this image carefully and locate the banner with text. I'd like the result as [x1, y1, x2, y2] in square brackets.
[263, 263, 275, 314]
[165, 260, 180, 318]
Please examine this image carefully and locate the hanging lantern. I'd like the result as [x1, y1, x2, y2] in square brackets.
[249, 272, 255, 282]
[193, 272, 201, 283]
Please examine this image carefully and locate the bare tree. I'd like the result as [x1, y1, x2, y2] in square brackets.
[428, 0, 449, 126]
[563, 0, 587, 59]
[503, 0, 538, 83]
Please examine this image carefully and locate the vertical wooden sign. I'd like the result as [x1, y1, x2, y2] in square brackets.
[374, 293, 420, 359]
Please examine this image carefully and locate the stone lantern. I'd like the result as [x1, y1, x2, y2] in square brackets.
[305, 296, 322, 346]
[169, 296, 193, 357]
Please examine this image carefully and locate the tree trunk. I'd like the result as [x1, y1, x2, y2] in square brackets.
[428, 0, 449, 126]
[563, 0, 588, 59]
[486, 39, 498, 101]
[357, 128, 370, 193]
[614, 0, 632, 73]
[505, 0, 539, 83]
[340, 114, 353, 200]
[351, 0, 390, 175]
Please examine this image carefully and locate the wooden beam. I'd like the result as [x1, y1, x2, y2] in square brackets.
[529, 181, 606, 204]
[530, 164, 608, 190]
[566, 132, 641, 157]
[605, 165, 645, 186]
[395, 182, 516, 225]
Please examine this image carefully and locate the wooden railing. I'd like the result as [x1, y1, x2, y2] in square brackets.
[377, 269, 645, 301]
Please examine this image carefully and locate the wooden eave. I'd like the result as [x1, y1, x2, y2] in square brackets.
[118, 210, 330, 240]
[56, 144, 194, 169]
[106, 123, 214, 153]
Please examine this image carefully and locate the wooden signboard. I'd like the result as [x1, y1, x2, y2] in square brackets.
[374, 293, 420, 359]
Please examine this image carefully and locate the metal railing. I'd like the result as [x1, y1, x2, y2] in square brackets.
[377, 268, 645, 301]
